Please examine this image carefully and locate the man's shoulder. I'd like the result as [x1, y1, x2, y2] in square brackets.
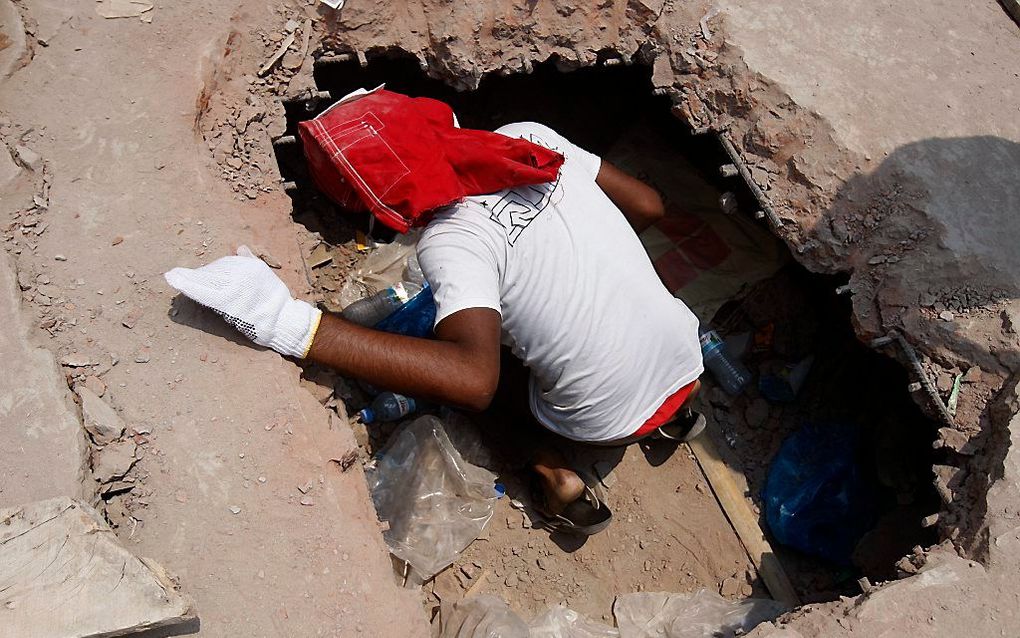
[495, 122, 563, 150]
[421, 200, 500, 244]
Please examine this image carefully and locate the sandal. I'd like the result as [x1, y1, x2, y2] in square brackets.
[530, 470, 613, 536]
[653, 408, 707, 442]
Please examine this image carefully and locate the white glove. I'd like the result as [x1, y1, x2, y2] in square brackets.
[164, 246, 322, 359]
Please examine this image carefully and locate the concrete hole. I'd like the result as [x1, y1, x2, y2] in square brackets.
[271, 51, 951, 618]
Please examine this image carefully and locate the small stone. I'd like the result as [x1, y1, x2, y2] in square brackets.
[932, 464, 960, 505]
[60, 353, 95, 367]
[938, 310, 955, 322]
[257, 476, 267, 483]
[229, 505, 242, 515]
[719, 576, 740, 597]
[300, 496, 314, 506]
[936, 427, 975, 455]
[225, 156, 243, 170]
[82, 375, 107, 397]
[460, 564, 479, 580]
[433, 568, 464, 602]
[536, 557, 550, 571]
[936, 373, 954, 393]
[13, 145, 43, 171]
[78, 386, 126, 444]
[134, 353, 150, 364]
[963, 366, 982, 384]
[297, 481, 313, 494]
[504, 573, 519, 587]
[282, 50, 304, 70]
[92, 439, 137, 483]
[111, 236, 124, 246]
[54, 254, 66, 261]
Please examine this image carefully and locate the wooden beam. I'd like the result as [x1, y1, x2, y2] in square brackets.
[1000, 0, 1020, 26]
[688, 435, 802, 608]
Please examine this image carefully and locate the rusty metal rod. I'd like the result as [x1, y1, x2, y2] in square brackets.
[889, 331, 955, 426]
[717, 133, 783, 232]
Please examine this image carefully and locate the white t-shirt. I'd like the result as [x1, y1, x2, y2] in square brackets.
[417, 122, 703, 442]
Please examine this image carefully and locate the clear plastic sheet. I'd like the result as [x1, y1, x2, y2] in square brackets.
[613, 590, 785, 638]
[434, 596, 530, 638]
[366, 416, 499, 579]
[338, 230, 421, 309]
[529, 606, 620, 638]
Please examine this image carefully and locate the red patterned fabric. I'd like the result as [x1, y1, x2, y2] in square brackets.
[629, 380, 698, 438]
[298, 89, 565, 232]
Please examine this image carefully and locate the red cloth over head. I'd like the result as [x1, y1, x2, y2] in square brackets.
[298, 89, 565, 232]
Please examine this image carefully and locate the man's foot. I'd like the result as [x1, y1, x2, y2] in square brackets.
[535, 466, 586, 514]
[530, 451, 613, 536]
[654, 408, 706, 442]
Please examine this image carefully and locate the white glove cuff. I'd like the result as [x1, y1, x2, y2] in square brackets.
[268, 298, 322, 359]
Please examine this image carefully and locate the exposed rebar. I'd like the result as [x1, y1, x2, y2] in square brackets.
[717, 133, 783, 232]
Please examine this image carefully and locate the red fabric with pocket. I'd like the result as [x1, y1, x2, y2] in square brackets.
[630, 380, 698, 438]
[298, 90, 565, 232]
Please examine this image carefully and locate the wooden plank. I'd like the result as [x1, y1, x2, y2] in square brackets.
[688, 435, 802, 608]
[1000, 0, 1020, 26]
[0, 497, 197, 638]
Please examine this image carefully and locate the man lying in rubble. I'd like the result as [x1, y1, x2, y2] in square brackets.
[165, 119, 705, 536]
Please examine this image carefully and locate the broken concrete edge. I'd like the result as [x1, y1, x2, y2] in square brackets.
[0, 249, 91, 504]
[199, 7, 1011, 604]
[750, 378, 1020, 635]
[1, 497, 198, 637]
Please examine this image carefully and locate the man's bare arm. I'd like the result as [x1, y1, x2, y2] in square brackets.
[595, 160, 665, 233]
[306, 307, 502, 412]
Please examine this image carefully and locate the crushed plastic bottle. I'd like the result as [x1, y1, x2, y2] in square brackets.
[341, 281, 421, 327]
[699, 328, 751, 395]
[358, 392, 418, 424]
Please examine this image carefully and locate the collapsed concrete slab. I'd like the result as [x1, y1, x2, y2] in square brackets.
[0, 1, 431, 634]
[0, 497, 197, 638]
[0, 250, 87, 508]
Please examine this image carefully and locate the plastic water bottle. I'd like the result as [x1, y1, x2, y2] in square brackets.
[700, 328, 751, 395]
[358, 392, 417, 424]
[342, 282, 421, 327]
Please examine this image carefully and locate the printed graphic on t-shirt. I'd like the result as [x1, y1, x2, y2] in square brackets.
[487, 132, 563, 246]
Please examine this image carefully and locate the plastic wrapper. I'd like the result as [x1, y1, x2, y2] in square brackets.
[434, 596, 530, 638]
[763, 422, 876, 564]
[613, 590, 785, 638]
[374, 283, 437, 338]
[366, 416, 499, 579]
[338, 230, 420, 309]
[529, 606, 619, 637]
[434, 598, 618, 638]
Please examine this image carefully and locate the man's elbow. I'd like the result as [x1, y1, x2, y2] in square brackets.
[454, 369, 499, 412]
[639, 192, 665, 225]
[458, 380, 497, 412]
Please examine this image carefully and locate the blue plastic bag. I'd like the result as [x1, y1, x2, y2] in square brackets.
[374, 284, 436, 338]
[763, 422, 876, 565]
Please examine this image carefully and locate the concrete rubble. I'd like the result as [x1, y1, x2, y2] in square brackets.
[78, 385, 127, 445]
[0, 497, 196, 638]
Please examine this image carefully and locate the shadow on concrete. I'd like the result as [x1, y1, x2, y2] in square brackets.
[167, 294, 268, 353]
